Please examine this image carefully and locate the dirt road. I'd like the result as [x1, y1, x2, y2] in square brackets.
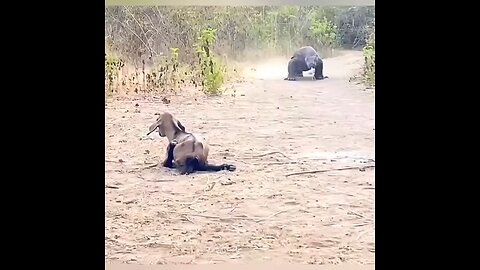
[105, 50, 375, 265]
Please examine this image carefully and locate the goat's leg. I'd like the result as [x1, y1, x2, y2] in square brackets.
[162, 142, 176, 168]
[198, 162, 236, 172]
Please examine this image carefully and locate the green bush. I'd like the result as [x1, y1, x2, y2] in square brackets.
[194, 28, 226, 95]
[310, 16, 338, 56]
[363, 31, 375, 87]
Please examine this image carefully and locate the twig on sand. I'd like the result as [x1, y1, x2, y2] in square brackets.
[347, 210, 364, 218]
[147, 179, 175, 182]
[169, 212, 236, 220]
[204, 177, 216, 192]
[106, 159, 125, 163]
[209, 143, 222, 147]
[244, 151, 291, 160]
[105, 185, 120, 189]
[261, 161, 299, 166]
[255, 210, 288, 223]
[187, 213, 223, 219]
[167, 208, 294, 223]
[228, 206, 237, 214]
[353, 222, 371, 227]
[179, 213, 253, 222]
[142, 163, 159, 169]
[128, 164, 159, 172]
[180, 214, 195, 224]
[285, 165, 375, 177]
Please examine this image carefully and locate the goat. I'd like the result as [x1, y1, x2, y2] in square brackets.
[147, 112, 236, 175]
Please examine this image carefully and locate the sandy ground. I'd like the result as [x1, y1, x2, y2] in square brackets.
[105, 50, 375, 265]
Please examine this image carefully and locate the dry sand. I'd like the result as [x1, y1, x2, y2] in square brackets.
[105, 50, 375, 265]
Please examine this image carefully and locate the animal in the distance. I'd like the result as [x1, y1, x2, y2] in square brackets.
[147, 112, 237, 175]
[284, 46, 329, 81]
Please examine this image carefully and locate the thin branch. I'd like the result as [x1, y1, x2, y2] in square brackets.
[347, 210, 364, 218]
[244, 151, 291, 160]
[255, 210, 288, 223]
[126, 8, 156, 57]
[106, 8, 156, 57]
[128, 163, 159, 172]
[285, 165, 375, 177]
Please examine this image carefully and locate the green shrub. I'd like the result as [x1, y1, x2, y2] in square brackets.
[194, 28, 226, 95]
[363, 31, 375, 87]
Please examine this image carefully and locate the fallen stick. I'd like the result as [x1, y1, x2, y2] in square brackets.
[253, 151, 291, 159]
[180, 214, 195, 224]
[347, 210, 364, 218]
[167, 211, 287, 222]
[209, 143, 222, 146]
[285, 165, 375, 177]
[105, 169, 124, 173]
[128, 164, 159, 172]
[263, 161, 299, 166]
[136, 162, 157, 165]
[105, 185, 120, 189]
[167, 207, 296, 223]
[353, 222, 371, 227]
[255, 209, 288, 223]
[142, 164, 159, 169]
[105, 159, 124, 163]
[228, 206, 237, 214]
